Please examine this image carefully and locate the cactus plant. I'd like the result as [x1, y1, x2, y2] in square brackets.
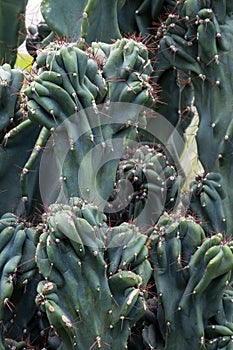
[35, 198, 151, 349]
[0, 212, 38, 349]
[26, 21, 52, 60]
[0, 63, 24, 141]
[24, 38, 155, 208]
[0, 0, 28, 67]
[106, 144, 182, 228]
[0, 118, 44, 217]
[146, 214, 233, 350]
[0, 1, 232, 349]
[153, 0, 233, 236]
[40, 0, 124, 44]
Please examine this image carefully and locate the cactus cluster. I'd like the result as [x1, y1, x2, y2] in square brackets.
[146, 214, 233, 349]
[35, 198, 151, 349]
[0, 213, 37, 349]
[106, 144, 182, 228]
[0, 0, 232, 349]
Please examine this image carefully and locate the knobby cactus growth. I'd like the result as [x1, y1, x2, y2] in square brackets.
[0, 0, 233, 349]
[36, 198, 151, 349]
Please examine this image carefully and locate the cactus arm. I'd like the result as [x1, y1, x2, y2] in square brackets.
[154, 1, 233, 237]
[118, 0, 143, 35]
[189, 172, 227, 236]
[0, 0, 28, 67]
[106, 144, 182, 229]
[82, 0, 124, 43]
[0, 119, 44, 217]
[40, 0, 88, 41]
[154, 2, 233, 170]
[41, 0, 125, 44]
[0, 64, 24, 142]
[118, 0, 177, 37]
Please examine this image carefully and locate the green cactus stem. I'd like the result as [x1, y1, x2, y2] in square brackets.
[189, 172, 227, 236]
[0, 118, 45, 217]
[41, 0, 125, 44]
[0, 0, 28, 67]
[118, 0, 177, 38]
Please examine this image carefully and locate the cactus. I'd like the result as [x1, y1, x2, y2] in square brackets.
[24, 39, 155, 208]
[189, 172, 227, 236]
[35, 198, 151, 349]
[0, 63, 46, 217]
[118, 0, 177, 39]
[0, 1, 232, 349]
[145, 214, 233, 350]
[0, 212, 38, 349]
[26, 22, 52, 60]
[25, 41, 108, 129]
[0, 118, 45, 217]
[0, 63, 24, 141]
[106, 144, 182, 229]
[153, 0, 233, 236]
[0, 0, 28, 67]
[205, 287, 233, 349]
[40, 0, 124, 44]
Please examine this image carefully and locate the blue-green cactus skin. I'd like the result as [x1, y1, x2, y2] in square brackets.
[0, 120, 44, 217]
[189, 172, 227, 236]
[0, 1, 232, 349]
[118, 0, 177, 37]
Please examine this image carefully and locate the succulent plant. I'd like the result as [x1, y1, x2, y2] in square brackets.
[35, 198, 151, 349]
[0, 1, 232, 349]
